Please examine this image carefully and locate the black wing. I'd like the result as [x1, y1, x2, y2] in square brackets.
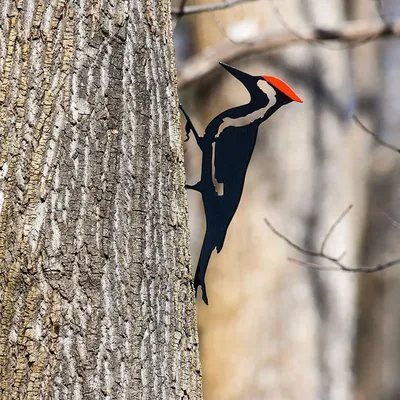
[214, 123, 258, 185]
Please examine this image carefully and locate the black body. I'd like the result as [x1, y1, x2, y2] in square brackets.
[181, 63, 299, 305]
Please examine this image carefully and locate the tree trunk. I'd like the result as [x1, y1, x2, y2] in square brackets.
[357, 1, 400, 399]
[348, 2, 384, 399]
[0, 1, 202, 399]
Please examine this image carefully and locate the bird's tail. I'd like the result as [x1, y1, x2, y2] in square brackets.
[194, 271, 208, 306]
[194, 230, 217, 305]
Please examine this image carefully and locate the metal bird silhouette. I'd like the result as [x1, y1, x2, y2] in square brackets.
[180, 62, 303, 305]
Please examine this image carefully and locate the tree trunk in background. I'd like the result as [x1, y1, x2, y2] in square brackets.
[186, 1, 368, 399]
[348, 1, 383, 399]
[358, 1, 400, 399]
[0, 1, 202, 399]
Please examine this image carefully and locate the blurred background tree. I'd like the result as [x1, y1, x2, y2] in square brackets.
[174, 0, 400, 399]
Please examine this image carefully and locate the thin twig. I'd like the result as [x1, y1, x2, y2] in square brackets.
[353, 115, 400, 153]
[379, 207, 400, 231]
[321, 205, 353, 254]
[264, 205, 400, 273]
[210, 11, 244, 45]
[287, 257, 400, 273]
[288, 257, 343, 272]
[264, 217, 322, 259]
[178, 19, 400, 89]
[374, 0, 386, 24]
[337, 251, 347, 262]
[178, 0, 188, 16]
[171, 0, 258, 16]
[269, 0, 383, 50]
[173, 0, 188, 29]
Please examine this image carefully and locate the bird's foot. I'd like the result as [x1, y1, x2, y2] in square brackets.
[202, 287, 209, 306]
[194, 274, 209, 305]
[185, 182, 202, 193]
[194, 274, 201, 293]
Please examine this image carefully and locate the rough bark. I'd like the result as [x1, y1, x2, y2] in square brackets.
[0, 1, 202, 399]
[185, 0, 364, 399]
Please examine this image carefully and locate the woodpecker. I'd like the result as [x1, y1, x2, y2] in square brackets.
[180, 62, 302, 305]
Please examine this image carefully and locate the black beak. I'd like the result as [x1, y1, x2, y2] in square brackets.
[219, 62, 263, 101]
[219, 62, 254, 83]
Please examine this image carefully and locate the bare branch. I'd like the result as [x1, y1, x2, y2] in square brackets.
[173, 0, 189, 29]
[264, 217, 322, 259]
[379, 207, 400, 231]
[264, 205, 400, 273]
[288, 257, 343, 272]
[287, 257, 400, 273]
[269, 0, 383, 50]
[171, 0, 258, 16]
[178, 19, 400, 89]
[353, 115, 400, 153]
[321, 204, 353, 255]
[373, 0, 386, 23]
